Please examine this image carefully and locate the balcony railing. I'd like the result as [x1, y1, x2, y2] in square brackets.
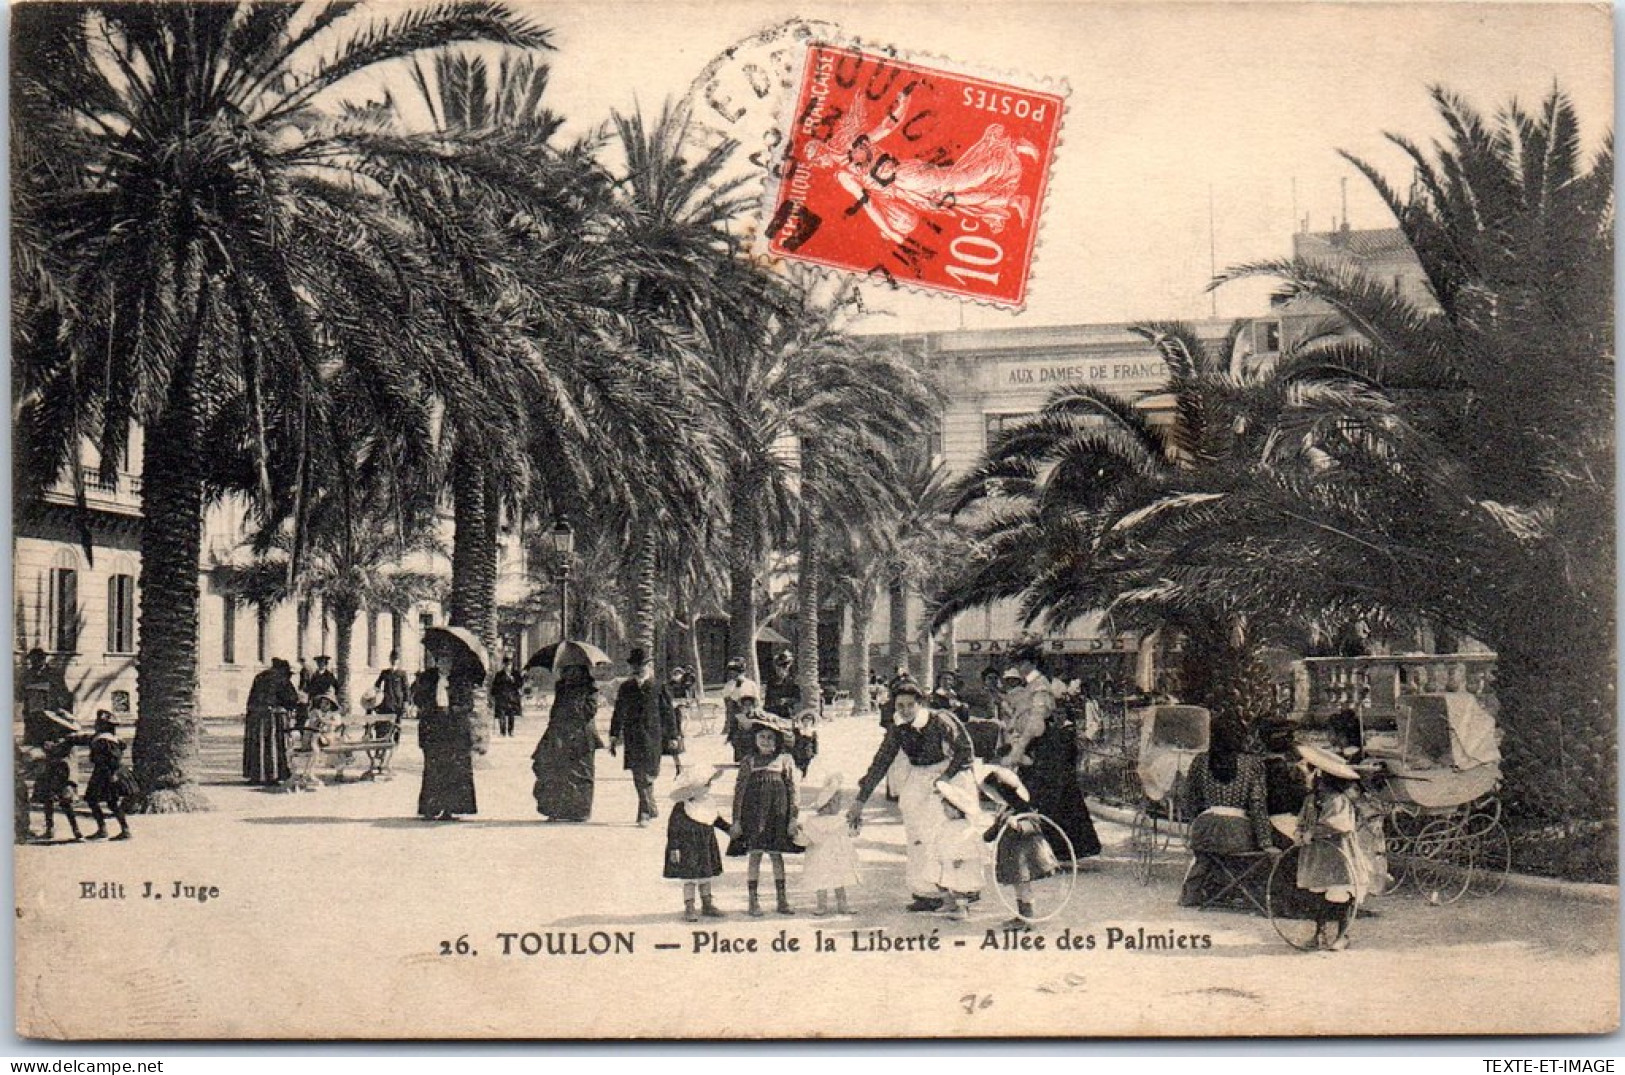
[39, 468, 143, 514]
[1296, 653, 1498, 718]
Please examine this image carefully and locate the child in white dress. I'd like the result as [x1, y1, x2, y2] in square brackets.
[799, 773, 859, 916]
[935, 779, 988, 921]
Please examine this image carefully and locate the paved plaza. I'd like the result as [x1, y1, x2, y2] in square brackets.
[14, 704, 1618, 1038]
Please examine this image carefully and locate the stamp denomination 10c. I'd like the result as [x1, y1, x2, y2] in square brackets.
[768, 43, 1065, 308]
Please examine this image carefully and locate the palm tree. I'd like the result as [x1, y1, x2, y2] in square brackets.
[683, 270, 938, 683]
[1224, 86, 1614, 825]
[221, 372, 444, 708]
[935, 322, 1405, 719]
[12, 1, 550, 810]
[599, 102, 747, 662]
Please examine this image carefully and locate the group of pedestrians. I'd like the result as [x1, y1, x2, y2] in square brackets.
[15, 648, 136, 843]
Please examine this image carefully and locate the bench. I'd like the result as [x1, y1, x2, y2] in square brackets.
[283, 715, 401, 791]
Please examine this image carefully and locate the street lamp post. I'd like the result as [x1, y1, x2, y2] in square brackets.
[549, 520, 574, 643]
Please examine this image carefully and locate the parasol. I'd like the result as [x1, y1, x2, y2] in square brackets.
[524, 640, 611, 673]
[755, 625, 790, 645]
[422, 625, 490, 679]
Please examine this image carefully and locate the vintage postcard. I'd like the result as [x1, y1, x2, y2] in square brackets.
[10, 0, 1616, 1040]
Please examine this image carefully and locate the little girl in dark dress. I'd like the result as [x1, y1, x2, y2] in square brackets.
[665, 770, 732, 921]
[84, 711, 136, 840]
[728, 718, 800, 916]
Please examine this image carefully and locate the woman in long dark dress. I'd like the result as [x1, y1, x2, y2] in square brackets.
[416, 658, 477, 821]
[532, 664, 603, 821]
[243, 659, 299, 785]
[1019, 704, 1103, 861]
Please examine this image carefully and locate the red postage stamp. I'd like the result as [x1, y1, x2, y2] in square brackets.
[767, 44, 1065, 308]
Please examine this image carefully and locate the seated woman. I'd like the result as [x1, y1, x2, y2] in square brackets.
[1177, 711, 1274, 907]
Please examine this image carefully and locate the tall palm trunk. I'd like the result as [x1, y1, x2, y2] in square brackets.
[918, 616, 936, 688]
[795, 508, 821, 708]
[727, 476, 759, 682]
[848, 577, 879, 714]
[687, 615, 708, 703]
[132, 308, 209, 812]
[449, 442, 495, 752]
[630, 527, 658, 661]
[330, 595, 360, 712]
[887, 575, 910, 678]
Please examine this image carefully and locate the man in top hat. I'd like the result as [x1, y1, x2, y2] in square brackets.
[848, 676, 977, 912]
[610, 647, 682, 826]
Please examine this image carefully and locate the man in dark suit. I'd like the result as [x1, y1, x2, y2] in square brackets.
[609, 648, 681, 826]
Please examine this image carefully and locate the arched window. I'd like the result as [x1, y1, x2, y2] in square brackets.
[49, 549, 81, 654]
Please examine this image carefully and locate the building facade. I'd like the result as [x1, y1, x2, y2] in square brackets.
[844, 318, 1236, 693]
[16, 441, 533, 720]
[842, 226, 1435, 694]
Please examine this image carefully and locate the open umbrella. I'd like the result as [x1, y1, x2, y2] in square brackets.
[423, 625, 489, 679]
[755, 625, 790, 645]
[524, 640, 611, 673]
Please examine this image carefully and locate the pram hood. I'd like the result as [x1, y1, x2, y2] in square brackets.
[1136, 705, 1211, 803]
[1399, 692, 1500, 770]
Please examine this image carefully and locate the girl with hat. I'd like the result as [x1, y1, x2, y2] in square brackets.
[799, 774, 859, 916]
[977, 764, 1059, 928]
[665, 769, 733, 921]
[728, 716, 801, 916]
[1293, 744, 1377, 950]
[31, 713, 85, 843]
[84, 711, 137, 841]
[934, 779, 987, 922]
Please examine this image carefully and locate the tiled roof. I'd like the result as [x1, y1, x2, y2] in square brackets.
[1295, 228, 1415, 260]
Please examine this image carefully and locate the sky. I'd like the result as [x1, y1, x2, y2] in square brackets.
[386, 1, 1614, 334]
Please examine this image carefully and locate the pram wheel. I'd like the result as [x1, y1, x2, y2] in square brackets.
[1465, 815, 1511, 896]
[985, 812, 1078, 924]
[1267, 844, 1357, 951]
[1410, 817, 1472, 904]
[1129, 808, 1159, 886]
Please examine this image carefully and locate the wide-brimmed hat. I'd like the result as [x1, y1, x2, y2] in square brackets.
[93, 710, 123, 728]
[812, 773, 845, 809]
[725, 657, 746, 673]
[935, 779, 982, 816]
[43, 709, 80, 734]
[889, 677, 925, 699]
[1297, 743, 1359, 781]
[749, 715, 792, 738]
[669, 774, 717, 803]
[973, 761, 1030, 806]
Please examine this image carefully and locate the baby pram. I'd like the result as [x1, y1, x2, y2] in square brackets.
[1365, 692, 1507, 902]
[1129, 704, 1210, 884]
